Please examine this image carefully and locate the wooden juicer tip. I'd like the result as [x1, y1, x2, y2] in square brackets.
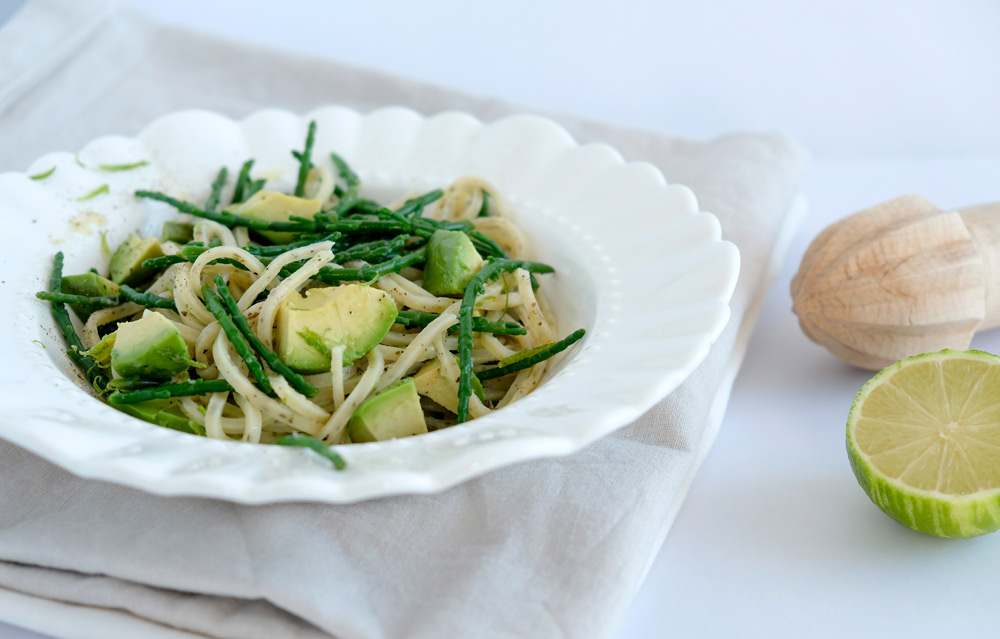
[790, 194, 1000, 370]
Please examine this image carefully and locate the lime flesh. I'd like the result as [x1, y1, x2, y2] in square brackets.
[846, 349, 1000, 538]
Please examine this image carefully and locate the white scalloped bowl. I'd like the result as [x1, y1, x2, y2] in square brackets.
[0, 107, 739, 503]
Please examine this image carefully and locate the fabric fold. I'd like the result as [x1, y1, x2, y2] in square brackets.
[0, 2, 807, 638]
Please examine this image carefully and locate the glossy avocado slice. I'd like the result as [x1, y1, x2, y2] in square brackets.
[347, 378, 427, 443]
[108, 234, 163, 286]
[276, 284, 398, 374]
[61, 272, 120, 321]
[110, 312, 198, 379]
[161, 221, 194, 244]
[412, 358, 485, 413]
[423, 229, 484, 296]
[228, 190, 321, 243]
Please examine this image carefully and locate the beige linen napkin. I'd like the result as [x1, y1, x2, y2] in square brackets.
[0, 1, 808, 637]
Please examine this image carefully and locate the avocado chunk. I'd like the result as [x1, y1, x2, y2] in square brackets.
[347, 378, 427, 443]
[229, 190, 322, 243]
[423, 229, 484, 296]
[161, 221, 194, 244]
[108, 234, 163, 286]
[412, 358, 485, 413]
[109, 398, 205, 436]
[82, 332, 116, 366]
[276, 284, 398, 374]
[111, 312, 198, 379]
[61, 272, 120, 321]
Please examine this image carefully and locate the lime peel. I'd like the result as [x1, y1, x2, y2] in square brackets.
[846, 349, 1000, 538]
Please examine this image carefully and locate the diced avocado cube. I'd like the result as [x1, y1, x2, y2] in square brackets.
[111, 399, 204, 436]
[423, 229, 484, 296]
[161, 221, 194, 244]
[111, 312, 197, 379]
[108, 234, 163, 286]
[347, 378, 427, 443]
[229, 190, 321, 243]
[61, 272, 120, 321]
[276, 284, 398, 374]
[412, 358, 485, 413]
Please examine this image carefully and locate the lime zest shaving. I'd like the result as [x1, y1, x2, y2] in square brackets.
[77, 184, 109, 201]
[99, 160, 149, 172]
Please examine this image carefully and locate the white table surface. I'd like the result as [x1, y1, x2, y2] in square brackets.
[1, 1, 999, 637]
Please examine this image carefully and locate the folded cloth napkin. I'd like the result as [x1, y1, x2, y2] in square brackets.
[0, 1, 808, 637]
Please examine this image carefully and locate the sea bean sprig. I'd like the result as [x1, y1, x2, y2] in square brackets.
[108, 378, 235, 405]
[44, 252, 108, 390]
[456, 258, 556, 423]
[202, 284, 275, 397]
[476, 329, 586, 380]
[292, 121, 316, 197]
[275, 432, 346, 470]
[212, 276, 318, 398]
[135, 190, 319, 233]
[37, 286, 176, 312]
[394, 310, 527, 336]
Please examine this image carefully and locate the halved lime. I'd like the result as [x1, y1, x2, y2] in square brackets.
[846, 349, 1000, 538]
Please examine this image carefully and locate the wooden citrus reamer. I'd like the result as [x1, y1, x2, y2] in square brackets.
[791, 194, 1000, 369]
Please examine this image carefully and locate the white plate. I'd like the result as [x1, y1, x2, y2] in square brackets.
[0, 107, 739, 503]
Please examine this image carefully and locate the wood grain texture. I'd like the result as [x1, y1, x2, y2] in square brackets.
[792, 195, 1000, 369]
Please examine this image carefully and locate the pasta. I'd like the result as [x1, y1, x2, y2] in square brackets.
[37, 123, 585, 462]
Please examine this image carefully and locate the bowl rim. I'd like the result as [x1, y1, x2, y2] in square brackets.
[0, 105, 740, 503]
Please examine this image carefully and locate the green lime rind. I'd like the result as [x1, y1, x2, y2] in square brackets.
[846, 349, 1000, 539]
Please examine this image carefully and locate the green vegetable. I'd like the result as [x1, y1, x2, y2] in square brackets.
[119, 284, 177, 310]
[111, 313, 200, 379]
[423, 229, 484, 296]
[330, 152, 359, 195]
[108, 378, 234, 404]
[274, 432, 346, 470]
[293, 121, 317, 197]
[107, 376, 162, 392]
[108, 235, 163, 286]
[456, 258, 556, 423]
[245, 178, 266, 200]
[213, 276, 318, 398]
[135, 190, 318, 233]
[347, 378, 427, 443]
[60, 272, 121, 321]
[394, 189, 444, 218]
[202, 284, 275, 396]
[141, 255, 185, 269]
[477, 329, 586, 380]
[478, 190, 491, 217]
[205, 166, 228, 212]
[113, 399, 205, 435]
[309, 247, 427, 284]
[161, 221, 194, 244]
[243, 232, 342, 258]
[35, 291, 120, 308]
[29, 167, 56, 180]
[333, 235, 408, 263]
[467, 230, 504, 258]
[394, 310, 526, 336]
[44, 253, 108, 390]
[232, 160, 255, 204]
[276, 284, 398, 373]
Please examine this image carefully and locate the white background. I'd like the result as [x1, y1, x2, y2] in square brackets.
[1, 1, 999, 637]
